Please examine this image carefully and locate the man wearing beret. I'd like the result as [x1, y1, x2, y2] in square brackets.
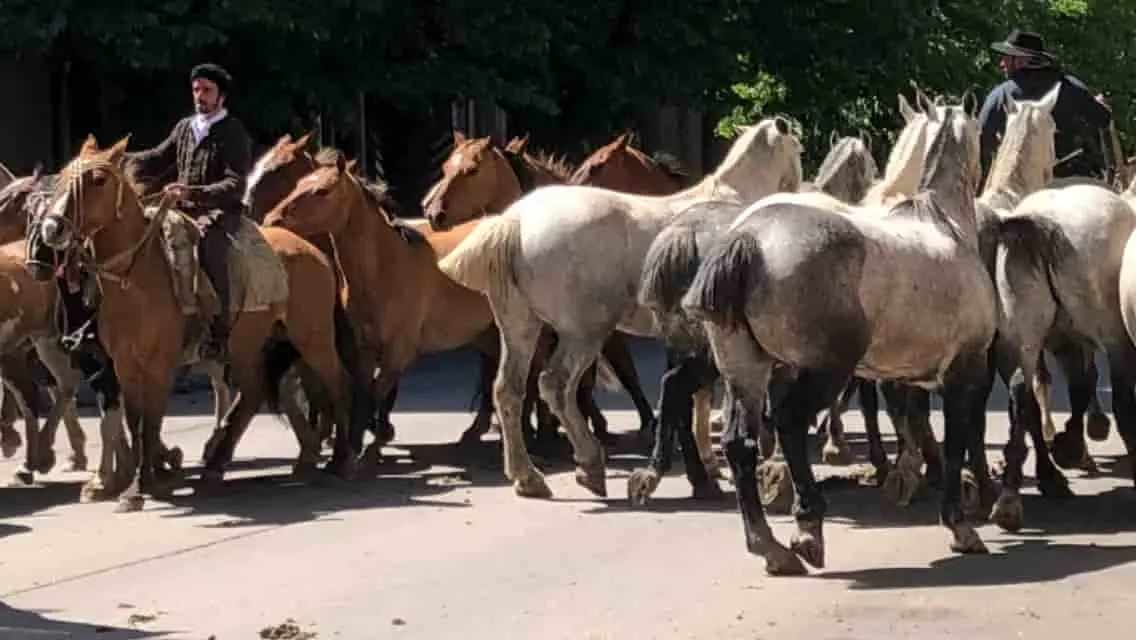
[126, 63, 253, 359]
[977, 29, 1112, 182]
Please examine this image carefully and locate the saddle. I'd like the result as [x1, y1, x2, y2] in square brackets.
[142, 206, 290, 358]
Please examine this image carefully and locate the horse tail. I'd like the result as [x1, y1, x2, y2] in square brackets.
[681, 231, 764, 330]
[437, 214, 522, 296]
[996, 216, 1065, 317]
[329, 292, 375, 436]
[639, 224, 702, 315]
[261, 338, 301, 418]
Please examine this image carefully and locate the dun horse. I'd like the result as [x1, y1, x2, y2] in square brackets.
[680, 102, 994, 574]
[438, 117, 802, 499]
[31, 135, 362, 512]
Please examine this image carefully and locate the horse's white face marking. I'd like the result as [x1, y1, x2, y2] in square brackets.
[8, 278, 19, 296]
[243, 153, 274, 205]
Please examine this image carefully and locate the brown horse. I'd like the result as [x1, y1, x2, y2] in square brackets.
[421, 131, 663, 448]
[243, 134, 499, 444]
[262, 150, 519, 464]
[30, 135, 362, 512]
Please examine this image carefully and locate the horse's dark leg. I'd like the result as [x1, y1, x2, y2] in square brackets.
[599, 332, 657, 438]
[773, 368, 848, 570]
[628, 356, 721, 503]
[458, 350, 497, 446]
[576, 364, 611, 444]
[1049, 339, 1099, 473]
[908, 388, 943, 488]
[528, 327, 567, 458]
[1106, 348, 1136, 489]
[860, 378, 891, 485]
[991, 356, 1055, 533]
[961, 343, 999, 518]
[373, 382, 398, 444]
[820, 378, 855, 465]
[880, 382, 924, 506]
[940, 352, 989, 554]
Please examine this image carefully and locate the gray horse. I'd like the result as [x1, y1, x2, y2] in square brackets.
[682, 102, 994, 575]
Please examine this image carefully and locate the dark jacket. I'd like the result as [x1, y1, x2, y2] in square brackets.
[978, 66, 1112, 180]
[126, 114, 253, 218]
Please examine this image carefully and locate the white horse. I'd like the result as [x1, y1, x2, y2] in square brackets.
[682, 101, 993, 575]
[438, 117, 803, 498]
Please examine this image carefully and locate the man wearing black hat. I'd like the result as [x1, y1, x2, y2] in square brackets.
[126, 62, 253, 359]
[978, 29, 1112, 181]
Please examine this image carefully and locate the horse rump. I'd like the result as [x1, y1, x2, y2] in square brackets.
[681, 230, 764, 330]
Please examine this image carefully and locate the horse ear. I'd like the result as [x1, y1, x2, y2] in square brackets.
[106, 135, 131, 164]
[505, 134, 529, 154]
[916, 87, 936, 113]
[898, 94, 918, 123]
[276, 133, 293, 147]
[1037, 82, 1062, 114]
[962, 88, 980, 118]
[452, 129, 467, 145]
[345, 158, 358, 173]
[614, 131, 632, 149]
[859, 129, 872, 153]
[79, 134, 100, 155]
[293, 132, 313, 150]
[829, 130, 839, 149]
[31, 162, 43, 181]
[773, 116, 791, 136]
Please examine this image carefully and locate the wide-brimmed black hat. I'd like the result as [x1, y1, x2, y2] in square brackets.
[991, 30, 1056, 60]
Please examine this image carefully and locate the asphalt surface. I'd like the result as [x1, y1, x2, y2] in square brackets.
[2, 338, 1135, 640]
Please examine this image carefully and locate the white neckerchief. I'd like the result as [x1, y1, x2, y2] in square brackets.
[191, 108, 229, 145]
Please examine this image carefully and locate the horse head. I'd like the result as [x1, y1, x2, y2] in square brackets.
[420, 132, 520, 231]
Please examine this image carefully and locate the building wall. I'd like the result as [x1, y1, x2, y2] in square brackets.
[0, 59, 54, 174]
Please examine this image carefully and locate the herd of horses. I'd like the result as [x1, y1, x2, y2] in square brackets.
[3, 80, 1136, 577]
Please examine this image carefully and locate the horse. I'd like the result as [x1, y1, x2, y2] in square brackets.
[30, 135, 363, 512]
[629, 134, 880, 506]
[680, 102, 994, 575]
[421, 130, 669, 451]
[989, 97, 1136, 531]
[437, 116, 802, 499]
[1, 168, 227, 480]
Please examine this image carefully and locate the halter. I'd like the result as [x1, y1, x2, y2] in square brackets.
[46, 155, 174, 289]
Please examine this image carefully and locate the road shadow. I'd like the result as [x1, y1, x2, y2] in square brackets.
[815, 538, 1136, 589]
[0, 601, 169, 638]
[0, 479, 88, 533]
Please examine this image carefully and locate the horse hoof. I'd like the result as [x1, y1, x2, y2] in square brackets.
[883, 467, 921, 507]
[790, 525, 825, 569]
[164, 447, 184, 472]
[575, 465, 607, 498]
[763, 546, 808, 576]
[325, 456, 358, 481]
[821, 441, 852, 466]
[1, 430, 20, 458]
[960, 469, 984, 519]
[702, 457, 725, 481]
[201, 432, 224, 465]
[757, 460, 793, 515]
[66, 455, 89, 473]
[949, 525, 988, 554]
[1051, 431, 1088, 470]
[990, 493, 1024, 533]
[80, 480, 115, 503]
[9, 469, 34, 487]
[115, 495, 145, 513]
[374, 421, 396, 446]
[1087, 412, 1111, 442]
[199, 468, 226, 489]
[357, 443, 383, 472]
[291, 460, 319, 482]
[626, 468, 661, 506]
[33, 449, 57, 475]
[514, 473, 553, 499]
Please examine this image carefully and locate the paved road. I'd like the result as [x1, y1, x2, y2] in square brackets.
[2, 340, 1135, 639]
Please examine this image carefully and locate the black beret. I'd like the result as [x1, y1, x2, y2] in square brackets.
[190, 63, 232, 94]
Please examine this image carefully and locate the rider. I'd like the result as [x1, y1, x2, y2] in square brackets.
[125, 63, 253, 359]
[977, 29, 1112, 182]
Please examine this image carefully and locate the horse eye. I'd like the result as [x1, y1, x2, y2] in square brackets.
[91, 173, 107, 186]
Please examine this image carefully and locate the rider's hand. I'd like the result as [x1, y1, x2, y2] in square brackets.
[163, 183, 190, 200]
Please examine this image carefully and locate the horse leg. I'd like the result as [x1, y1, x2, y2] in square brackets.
[73, 348, 129, 502]
[860, 378, 891, 486]
[200, 343, 273, 488]
[1048, 338, 1100, 474]
[274, 363, 322, 480]
[458, 349, 497, 446]
[1033, 356, 1058, 445]
[820, 378, 855, 465]
[939, 352, 990, 555]
[576, 364, 611, 444]
[4, 358, 41, 487]
[628, 356, 722, 503]
[692, 386, 722, 478]
[599, 332, 657, 438]
[1105, 345, 1136, 489]
[879, 382, 925, 506]
[114, 366, 173, 512]
[1084, 354, 1111, 442]
[527, 327, 566, 458]
[704, 322, 804, 574]
[32, 339, 84, 475]
[536, 333, 608, 497]
[908, 389, 943, 488]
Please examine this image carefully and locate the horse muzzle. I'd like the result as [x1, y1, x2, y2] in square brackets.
[38, 215, 71, 250]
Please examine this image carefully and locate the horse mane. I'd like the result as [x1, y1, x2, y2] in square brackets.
[523, 148, 576, 183]
[314, 146, 425, 246]
[648, 150, 690, 182]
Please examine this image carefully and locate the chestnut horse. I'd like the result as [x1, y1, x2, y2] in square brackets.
[421, 130, 673, 449]
[31, 135, 363, 512]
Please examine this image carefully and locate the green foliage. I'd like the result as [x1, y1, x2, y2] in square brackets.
[0, 0, 1134, 173]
